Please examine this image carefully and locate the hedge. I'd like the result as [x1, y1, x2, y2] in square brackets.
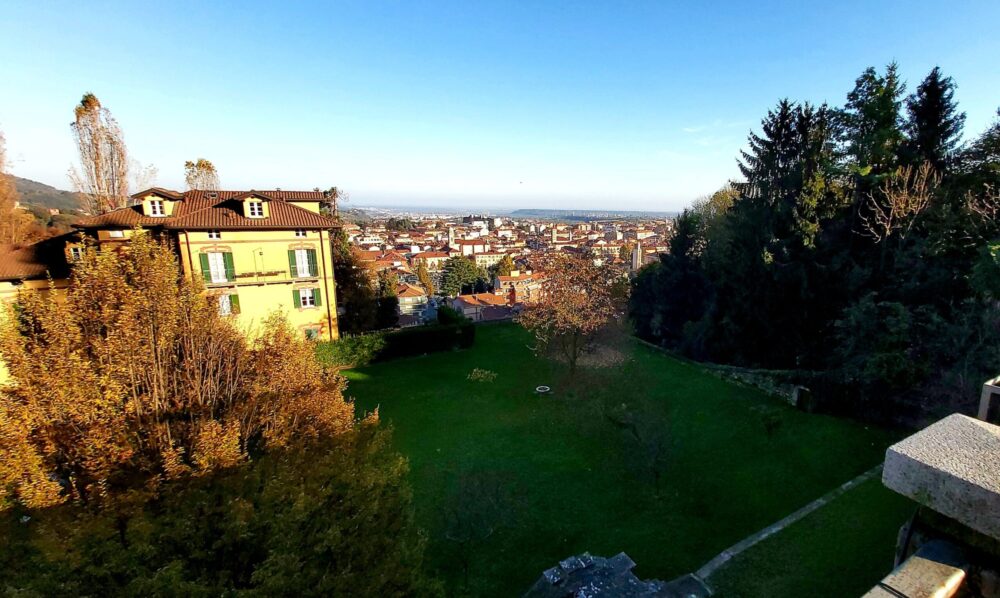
[375, 322, 475, 361]
[317, 322, 476, 368]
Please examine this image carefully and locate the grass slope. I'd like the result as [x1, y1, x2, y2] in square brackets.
[346, 324, 907, 596]
[709, 477, 912, 596]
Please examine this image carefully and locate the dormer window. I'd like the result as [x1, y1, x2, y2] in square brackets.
[149, 199, 165, 216]
[248, 201, 264, 218]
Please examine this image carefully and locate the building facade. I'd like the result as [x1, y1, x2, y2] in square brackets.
[74, 188, 340, 341]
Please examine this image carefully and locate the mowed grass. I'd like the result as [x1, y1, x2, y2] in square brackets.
[710, 477, 912, 597]
[345, 323, 908, 596]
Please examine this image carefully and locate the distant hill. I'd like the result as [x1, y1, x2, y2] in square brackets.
[339, 207, 372, 224]
[13, 177, 82, 213]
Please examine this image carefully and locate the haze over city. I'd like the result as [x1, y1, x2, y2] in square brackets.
[2, 0, 999, 211]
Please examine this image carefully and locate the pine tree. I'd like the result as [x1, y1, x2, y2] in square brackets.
[904, 67, 966, 171]
[842, 64, 906, 178]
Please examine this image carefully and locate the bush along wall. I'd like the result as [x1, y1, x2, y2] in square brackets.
[375, 322, 475, 361]
[317, 321, 476, 368]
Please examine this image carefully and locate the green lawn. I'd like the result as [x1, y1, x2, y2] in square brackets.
[345, 323, 910, 596]
[709, 477, 912, 596]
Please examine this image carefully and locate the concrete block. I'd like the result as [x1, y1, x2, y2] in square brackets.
[883, 414, 1000, 541]
[861, 540, 967, 598]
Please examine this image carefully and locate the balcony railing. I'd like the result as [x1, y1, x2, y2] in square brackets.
[202, 268, 320, 286]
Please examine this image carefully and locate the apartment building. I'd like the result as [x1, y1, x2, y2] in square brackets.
[73, 188, 340, 340]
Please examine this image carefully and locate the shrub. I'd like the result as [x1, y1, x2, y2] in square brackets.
[467, 368, 498, 382]
[316, 332, 386, 370]
[376, 322, 476, 361]
[437, 304, 468, 325]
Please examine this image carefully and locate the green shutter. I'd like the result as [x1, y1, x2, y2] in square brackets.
[199, 253, 211, 282]
[313, 288, 322, 307]
[292, 289, 301, 308]
[288, 250, 297, 278]
[307, 249, 318, 276]
[230, 294, 240, 314]
[222, 252, 235, 281]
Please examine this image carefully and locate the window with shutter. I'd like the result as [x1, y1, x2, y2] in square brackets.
[299, 288, 316, 308]
[295, 249, 311, 278]
[307, 249, 318, 276]
[206, 252, 229, 283]
[199, 253, 212, 282]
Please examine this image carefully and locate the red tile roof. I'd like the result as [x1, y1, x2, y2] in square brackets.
[397, 282, 427, 298]
[75, 189, 339, 231]
[0, 234, 76, 281]
[454, 293, 508, 307]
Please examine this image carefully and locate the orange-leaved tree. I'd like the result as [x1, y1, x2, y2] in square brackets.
[0, 230, 355, 509]
[516, 251, 626, 375]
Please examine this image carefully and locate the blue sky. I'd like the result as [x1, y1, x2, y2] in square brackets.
[1, 1, 998, 211]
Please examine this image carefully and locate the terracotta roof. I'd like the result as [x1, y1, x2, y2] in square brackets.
[353, 249, 380, 261]
[397, 282, 427, 298]
[76, 189, 338, 231]
[498, 272, 542, 283]
[413, 251, 449, 259]
[0, 234, 76, 281]
[454, 293, 508, 307]
[178, 189, 328, 202]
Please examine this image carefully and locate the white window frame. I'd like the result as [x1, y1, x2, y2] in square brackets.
[248, 201, 264, 218]
[217, 294, 232, 316]
[295, 248, 311, 278]
[299, 287, 316, 308]
[208, 230, 221, 240]
[295, 229, 307, 238]
[109, 230, 125, 238]
[207, 252, 228, 284]
[69, 247, 83, 261]
[149, 199, 165, 216]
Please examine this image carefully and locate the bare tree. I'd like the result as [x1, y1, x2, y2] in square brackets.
[69, 93, 130, 214]
[321, 186, 347, 216]
[184, 158, 220, 190]
[0, 130, 32, 245]
[131, 160, 159, 193]
[859, 162, 939, 243]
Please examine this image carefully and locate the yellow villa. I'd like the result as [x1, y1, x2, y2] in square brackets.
[0, 188, 341, 341]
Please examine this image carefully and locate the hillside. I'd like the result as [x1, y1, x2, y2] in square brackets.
[13, 177, 81, 213]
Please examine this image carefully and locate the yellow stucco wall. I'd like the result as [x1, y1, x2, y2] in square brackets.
[178, 228, 339, 341]
[0, 278, 72, 384]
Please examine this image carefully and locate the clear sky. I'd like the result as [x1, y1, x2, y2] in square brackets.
[1, 1, 998, 211]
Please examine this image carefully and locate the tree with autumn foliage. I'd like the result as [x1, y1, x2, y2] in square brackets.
[517, 252, 625, 375]
[184, 158, 221, 190]
[0, 231, 437, 594]
[0, 231, 353, 509]
[0, 130, 34, 246]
